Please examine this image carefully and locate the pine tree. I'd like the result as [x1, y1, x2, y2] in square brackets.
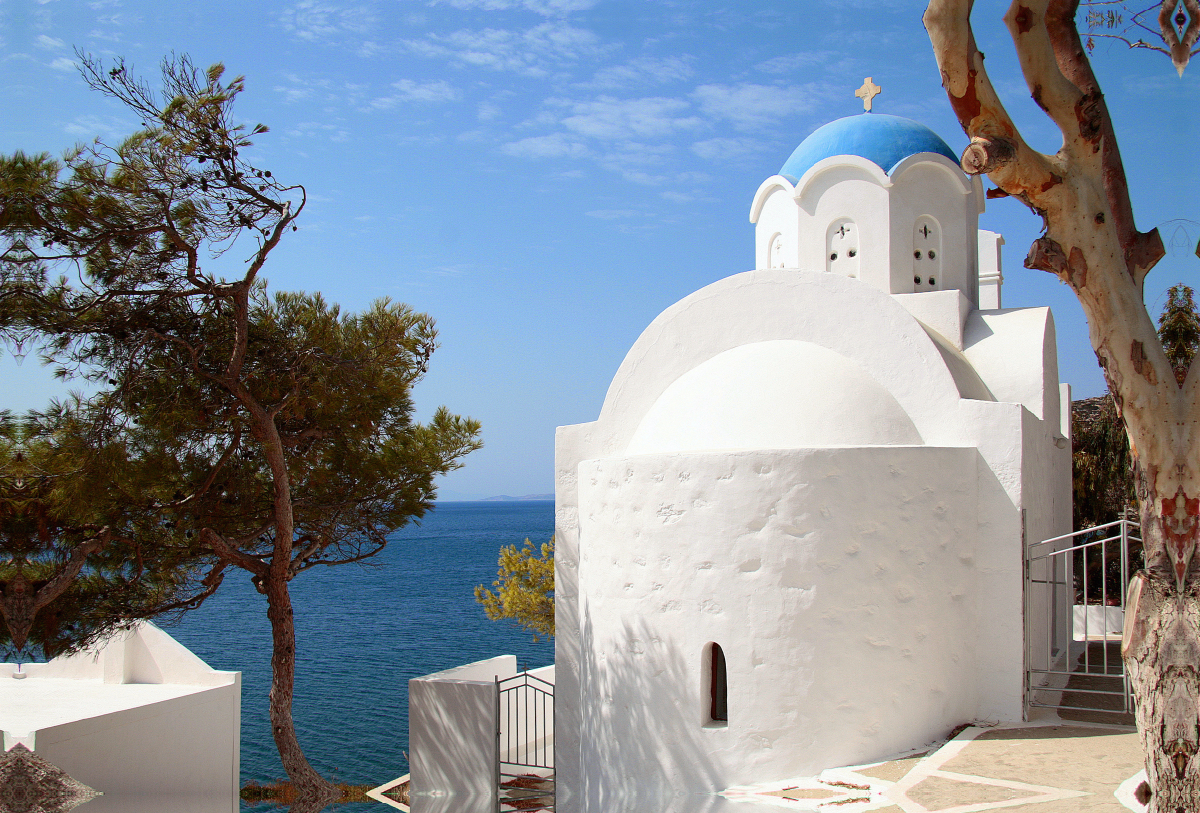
[477, 537, 555, 641]
[0, 55, 482, 806]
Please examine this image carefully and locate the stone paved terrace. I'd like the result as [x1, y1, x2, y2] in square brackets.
[718, 720, 1145, 813]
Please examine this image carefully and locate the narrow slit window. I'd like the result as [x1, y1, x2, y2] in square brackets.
[709, 643, 728, 723]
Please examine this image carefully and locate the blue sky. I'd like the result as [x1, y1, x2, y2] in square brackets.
[3, 0, 1199, 500]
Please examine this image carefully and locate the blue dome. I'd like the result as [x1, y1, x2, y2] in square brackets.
[779, 114, 959, 184]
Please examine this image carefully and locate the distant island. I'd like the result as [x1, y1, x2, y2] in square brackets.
[478, 493, 554, 502]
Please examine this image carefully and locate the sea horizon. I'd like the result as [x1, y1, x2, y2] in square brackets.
[165, 500, 556, 811]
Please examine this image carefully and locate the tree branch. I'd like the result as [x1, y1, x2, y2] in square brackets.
[200, 526, 267, 576]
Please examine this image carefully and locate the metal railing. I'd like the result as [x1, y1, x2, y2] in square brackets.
[1025, 518, 1141, 717]
[496, 671, 554, 812]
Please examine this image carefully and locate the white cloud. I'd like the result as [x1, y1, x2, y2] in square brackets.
[64, 113, 134, 141]
[660, 190, 690, 203]
[35, 34, 65, 49]
[501, 133, 588, 158]
[589, 56, 694, 89]
[285, 121, 351, 142]
[273, 75, 371, 109]
[617, 169, 667, 185]
[49, 56, 76, 71]
[691, 136, 762, 162]
[693, 83, 815, 131]
[430, 0, 598, 14]
[598, 140, 674, 168]
[281, 1, 376, 42]
[585, 209, 637, 219]
[371, 78, 460, 108]
[560, 96, 701, 140]
[477, 101, 502, 121]
[755, 53, 829, 74]
[403, 21, 606, 76]
[274, 82, 314, 103]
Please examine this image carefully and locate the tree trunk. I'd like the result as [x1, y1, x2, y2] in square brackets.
[263, 571, 342, 805]
[923, 1, 1200, 808]
[1126, 489, 1200, 812]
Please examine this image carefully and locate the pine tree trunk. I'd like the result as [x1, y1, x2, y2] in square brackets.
[263, 572, 341, 805]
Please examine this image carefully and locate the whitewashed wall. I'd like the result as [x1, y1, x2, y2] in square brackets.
[576, 446, 980, 801]
[409, 656, 556, 813]
[31, 684, 240, 799]
[0, 622, 239, 807]
[554, 269, 1071, 812]
[409, 654, 517, 811]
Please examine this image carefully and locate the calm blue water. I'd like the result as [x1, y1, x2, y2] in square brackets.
[164, 501, 555, 807]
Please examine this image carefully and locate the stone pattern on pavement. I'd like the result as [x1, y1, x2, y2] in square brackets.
[721, 722, 1144, 812]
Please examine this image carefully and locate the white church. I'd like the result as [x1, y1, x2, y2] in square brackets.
[409, 83, 1073, 812]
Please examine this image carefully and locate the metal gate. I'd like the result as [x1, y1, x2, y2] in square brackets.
[1025, 518, 1141, 719]
[496, 671, 554, 812]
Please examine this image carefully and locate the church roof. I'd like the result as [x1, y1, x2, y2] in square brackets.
[779, 113, 958, 183]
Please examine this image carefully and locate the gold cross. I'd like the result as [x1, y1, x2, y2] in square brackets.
[855, 77, 881, 112]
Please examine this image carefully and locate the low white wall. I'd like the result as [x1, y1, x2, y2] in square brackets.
[409, 658, 556, 813]
[409, 655, 516, 811]
[0, 623, 239, 807]
[32, 680, 240, 799]
[1073, 605, 1124, 640]
[16, 622, 232, 686]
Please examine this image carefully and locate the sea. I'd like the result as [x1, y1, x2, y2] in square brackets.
[164, 500, 555, 811]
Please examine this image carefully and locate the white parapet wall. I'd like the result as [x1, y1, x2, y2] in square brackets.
[1073, 605, 1125, 641]
[409, 654, 517, 812]
[409, 656, 555, 813]
[0, 622, 240, 810]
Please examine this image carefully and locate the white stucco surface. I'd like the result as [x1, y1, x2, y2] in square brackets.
[409, 656, 555, 813]
[627, 340, 921, 454]
[409, 653, 517, 810]
[0, 622, 239, 805]
[576, 446, 981, 800]
[0, 678, 216, 736]
[538, 115, 1070, 812]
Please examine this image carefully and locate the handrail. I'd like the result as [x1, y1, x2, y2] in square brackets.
[1031, 518, 1140, 549]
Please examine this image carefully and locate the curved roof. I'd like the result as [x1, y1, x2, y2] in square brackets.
[626, 340, 922, 455]
[779, 114, 958, 183]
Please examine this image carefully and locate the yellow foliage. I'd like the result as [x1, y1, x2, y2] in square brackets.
[475, 537, 554, 641]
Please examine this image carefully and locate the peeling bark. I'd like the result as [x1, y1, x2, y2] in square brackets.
[961, 135, 1017, 173]
[1133, 341, 1159, 386]
[925, 1, 1199, 808]
[1125, 571, 1200, 810]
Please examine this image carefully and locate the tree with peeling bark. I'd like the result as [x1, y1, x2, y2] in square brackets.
[0, 55, 483, 807]
[925, 2, 1200, 807]
[1072, 285, 1200, 531]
